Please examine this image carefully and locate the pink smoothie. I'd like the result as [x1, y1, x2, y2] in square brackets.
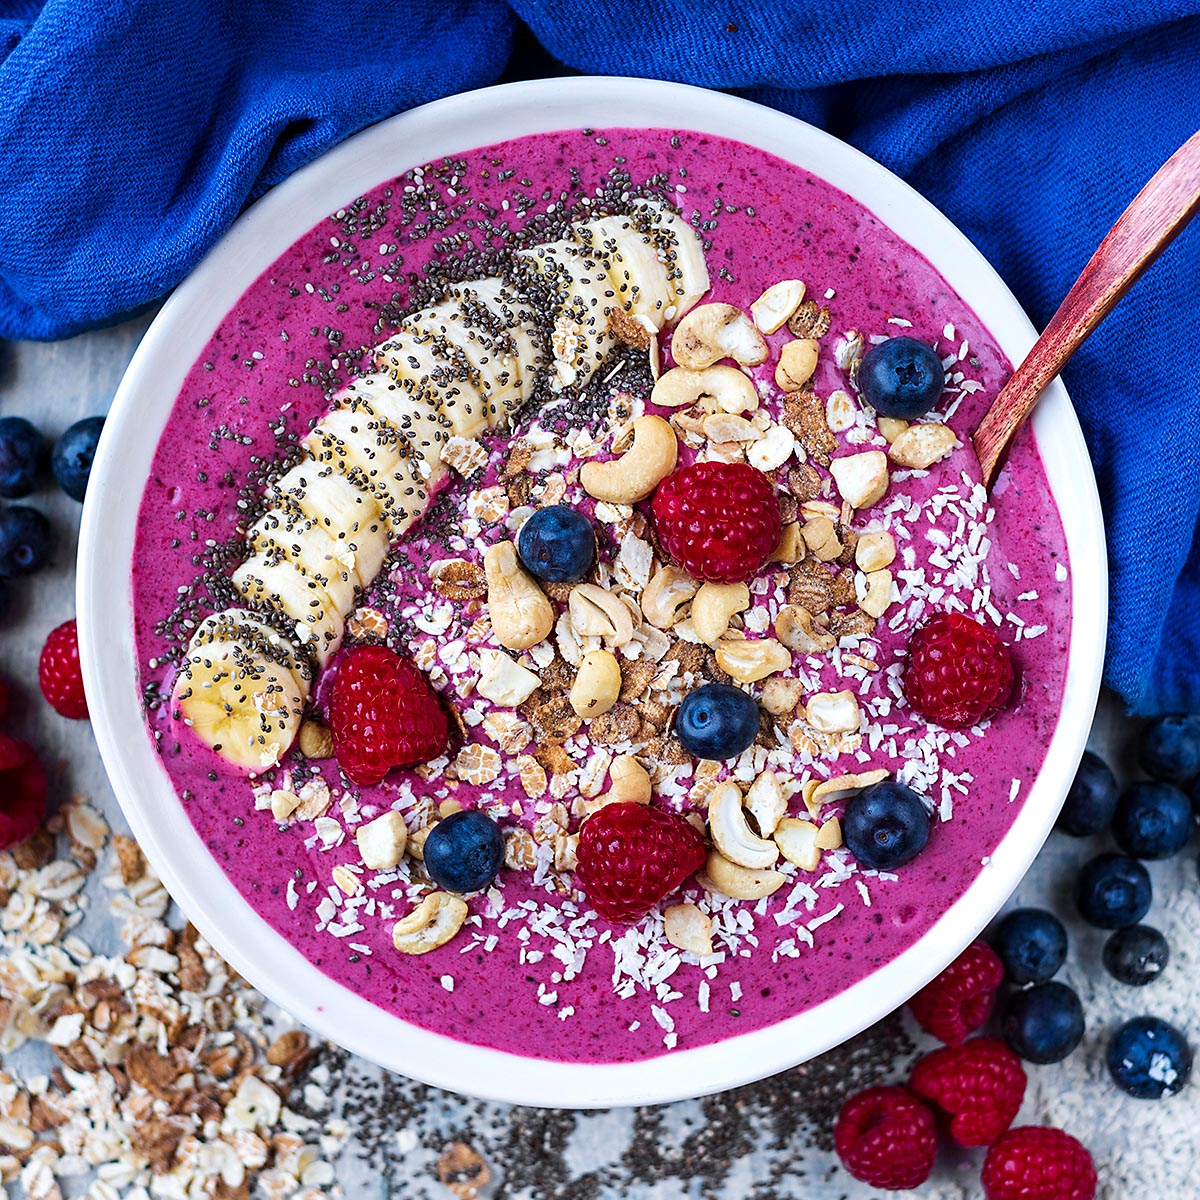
[132, 127, 1071, 1064]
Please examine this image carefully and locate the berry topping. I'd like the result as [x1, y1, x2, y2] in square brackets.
[1103, 924, 1169, 987]
[329, 645, 449, 786]
[0, 417, 48, 499]
[575, 801, 706, 923]
[675, 682, 760, 760]
[982, 1127, 1097, 1200]
[0, 505, 53, 577]
[516, 504, 596, 583]
[1075, 852, 1151, 929]
[1057, 750, 1119, 836]
[1138, 713, 1200, 783]
[53, 415, 105, 502]
[833, 1086, 937, 1191]
[1112, 782, 1192, 860]
[423, 810, 505, 894]
[858, 336, 946, 420]
[909, 1037, 1026, 1147]
[1002, 982, 1085, 1064]
[909, 939, 1004, 1045]
[1107, 1015, 1192, 1099]
[39, 619, 89, 719]
[842, 780, 930, 870]
[0, 733, 48, 851]
[993, 908, 1068, 986]
[903, 610, 1014, 728]
[651, 460, 781, 584]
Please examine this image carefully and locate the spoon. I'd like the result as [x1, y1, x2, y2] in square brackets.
[973, 129, 1200, 488]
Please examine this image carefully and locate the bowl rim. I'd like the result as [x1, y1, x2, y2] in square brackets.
[77, 75, 1107, 1109]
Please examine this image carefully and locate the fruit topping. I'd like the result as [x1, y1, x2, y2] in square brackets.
[1107, 1016, 1192, 1099]
[1057, 749, 1119, 836]
[0, 416, 48, 499]
[1075, 852, 1151, 928]
[675, 682, 760, 761]
[423, 810, 505, 894]
[992, 907, 1067, 986]
[909, 939, 1004, 1045]
[39, 618, 89, 719]
[834, 1086, 937, 1190]
[1138, 713, 1200, 783]
[516, 504, 596, 583]
[1103, 923, 1169, 987]
[52, 415, 105, 501]
[1002, 982, 1085, 1064]
[982, 1126, 1097, 1200]
[842, 779, 930, 870]
[0, 505, 53, 576]
[909, 1037, 1026, 1147]
[1111, 781, 1192, 859]
[903, 610, 1014, 728]
[858, 336, 946, 419]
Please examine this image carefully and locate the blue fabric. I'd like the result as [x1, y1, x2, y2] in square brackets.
[1, 2, 1197, 714]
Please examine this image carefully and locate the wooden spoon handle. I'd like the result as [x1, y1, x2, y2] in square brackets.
[974, 129, 1200, 487]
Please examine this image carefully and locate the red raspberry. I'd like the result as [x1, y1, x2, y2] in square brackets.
[39, 620, 89, 719]
[575, 802, 706, 922]
[0, 733, 48, 850]
[651, 461, 782, 584]
[834, 1086, 937, 1191]
[910, 1037, 1026, 1147]
[983, 1126, 1097, 1200]
[903, 610, 1014, 728]
[909, 939, 1004, 1044]
[329, 645, 449, 786]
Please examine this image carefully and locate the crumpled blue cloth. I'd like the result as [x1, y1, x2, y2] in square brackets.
[2, 1, 1197, 715]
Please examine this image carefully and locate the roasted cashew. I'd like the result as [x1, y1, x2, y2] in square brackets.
[704, 849, 786, 900]
[855, 529, 896, 573]
[708, 781, 779, 869]
[775, 338, 819, 391]
[877, 416, 909, 443]
[568, 584, 636, 646]
[702, 413, 761, 444]
[776, 604, 836, 654]
[857, 568, 894, 618]
[580, 415, 678, 504]
[774, 818, 821, 871]
[800, 516, 842, 562]
[805, 689, 862, 734]
[829, 451, 889, 509]
[641, 565, 699, 629]
[760, 675, 805, 717]
[356, 812, 408, 870]
[484, 541, 554, 651]
[569, 649, 622, 719]
[744, 770, 788, 837]
[671, 303, 768, 370]
[751, 279, 806, 334]
[802, 769, 891, 816]
[748, 424, 796, 472]
[392, 892, 468, 955]
[651, 365, 759, 414]
[769, 522, 806, 565]
[664, 903, 715, 956]
[476, 649, 541, 706]
[888, 422, 957, 469]
[714, 636, 791, 683]
[691, 582, 750, 646]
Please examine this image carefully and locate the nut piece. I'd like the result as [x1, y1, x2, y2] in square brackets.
[270, 789, 300, 821]
[702, 412, 761, 443]
[805, 689, 862, 734]
[705, 849, 786, 900]
[826, 389, 857, 433]
[708, 780, 779, 869]
[392, 892, 468, 955]
[641, 565, 699, 629]
[671, 303, 768, 369]
[298, 719, 334, 759]
[747, 423, 796, 472]
[476, 650, 541, 706]
[581, 414, 679, 504]
[776, 604, 836, 654]
[802, 768, 891, 815]
[714, 636, 792, 683]
[664, 903, 715, 956]
[652, 365, 758, 414]
[800, 516, 842, 562]
[855, 529, 896, 573]
[770, 521, 806, 565]
[691, 582, 751, 646]
[569, 583, 636, 646]
[761, 675, 805, 717]
[857, 568, 894, 618]
[877, 416, 909, 443]
[484, 540, 554, 651]
[569, 649, 622, 719]
[888, 422, 958, 469]
[829, 451, 889, 509]
[816, 817, 843, 850]
[609, 755, 652, 803]
[744, 769, 788, 836]
[356, 811, 408, 870]
[775, 339, 819, 392]
[774, 818, 821, 871]
[751, 279, 806, 334]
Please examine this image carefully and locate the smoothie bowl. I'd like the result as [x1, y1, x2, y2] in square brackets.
[78, 78, 1106, 1107]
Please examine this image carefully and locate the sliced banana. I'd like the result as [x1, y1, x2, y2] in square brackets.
[338, 374, 451, 484]
[375, 330, 489, 439]
[232, 553, 344, 666]
[574, 214, 674, 325]
[187, 608, 312, 683]
[633, 201, 710, 318]
[268, 460, 385, 543]
[247, 511, 357, 614]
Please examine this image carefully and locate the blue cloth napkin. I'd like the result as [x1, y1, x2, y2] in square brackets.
[1, 2, 1197, 715]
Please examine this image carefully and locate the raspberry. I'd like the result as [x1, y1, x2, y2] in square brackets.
[329, 645, 449, 786]
[903, 610, 1014, 728]
[651, 461, 782, 584]
[982, 1126, 1097, 1200]
[834, 1086, 937, 1191]
[909, 939, 1005, 1044]
[0, 733, 48, 850]
[39, 619, 88, 719]
[910, 1037, 1026, 1147]
[575, 802, 706, 922]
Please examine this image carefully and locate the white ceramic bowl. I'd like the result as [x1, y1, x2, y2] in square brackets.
[78, 76, 1107, 1108]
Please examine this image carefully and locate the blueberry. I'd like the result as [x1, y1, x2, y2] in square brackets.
[422, 810, 505, 893]
[0, 417, 48, 499]
[1103, 925, 1170, 987]
[1107, 1016, 1192, 1099]
[1057, 750, 1119, 836]
[1002, 981, 1085, 1063]
[857, 336, 946, 419]
[1075, 853, 1152, 929]
[1112, 782, 1193, 860]
[676, 683, 759, 760]
[0, 506, 53, 577]
[516, 505, 595, 583]
[52, 416, 105, 502]
[842, 780, 931, 871]
[1139, 714, 1200, 783]
[992, 907, 1068, 986]
[0, 578, 11, 623]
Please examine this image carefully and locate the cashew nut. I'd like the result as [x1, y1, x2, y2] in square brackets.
[760, 676, 805, 717]
[857, 568, 894, 618]
[829, 451, 889, 509]
[356, 812, 407, 870]
[816, 817, 843, 850]
[800, 516, 842, 562]
[802, 769, 891, 816]
[476, 650, 541, 706]
[750, 279, 806, 334]
[774, 818, 821, 871]
[651, 365, 759, 414]
[608, 755, 652, 804]
[855, 529, 896, 573]
[744, 769, 788, 837]
[775, 339, 819, 391]
[769, 522, 806, 565]
[702, 413, 761, 443]
[580, 415, 678, 504]
[568, 584, 636, 646]
[707, 781, 779, 869]
[748, 424, 796, 472]
[775, 605, 836, 654]
[877, 416, 909, 443]
[641, 565, 699, 629]
[704, 849, 785, 900]
[805, 690, 862, 734]
[392, 892, 469, 955]
[663, 903, 715, 957]
[569, 649, 622, 719]
[714, 636, 791, 683]
[691, 582, 750, 646]
[888, 422, 958, 469]
[671, 303, 767, 370]
[484, 541, 553, 651]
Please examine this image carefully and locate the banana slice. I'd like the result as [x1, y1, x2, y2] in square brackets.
[268, 460, 384, 542]
[188, 607, 312, 681]
[232, 553, 344, 666]
[574, 215, 674, 326]
[247, 511, 358, 613]
[338, 375, 451, 484]
[375, 330, 489, 439]
[631, 201, 710, 319]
